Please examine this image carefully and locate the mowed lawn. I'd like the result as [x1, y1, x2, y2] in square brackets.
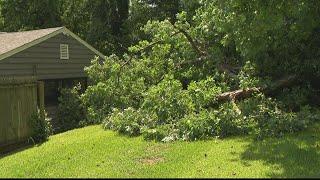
[0, 124, 320, 178]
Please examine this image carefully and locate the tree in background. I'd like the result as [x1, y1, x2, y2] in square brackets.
[0, 0, 62, 31]
[0, 0, 200, 55]
[61, 0, 129, 55]
[124, 0, 200, 46]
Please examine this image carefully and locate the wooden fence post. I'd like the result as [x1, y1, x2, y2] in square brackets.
[37, 81, 45, 119]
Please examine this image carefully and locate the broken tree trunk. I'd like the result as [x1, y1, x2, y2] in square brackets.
[217, 87, 262, 102]
[217, 75, 298, 102]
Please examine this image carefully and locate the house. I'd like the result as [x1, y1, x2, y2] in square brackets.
[0, 27, 105, 105]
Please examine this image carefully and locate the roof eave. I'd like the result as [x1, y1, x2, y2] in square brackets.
[0, 27, 105, 61]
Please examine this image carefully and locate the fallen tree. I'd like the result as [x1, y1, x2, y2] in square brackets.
[217, 75, 298, 102]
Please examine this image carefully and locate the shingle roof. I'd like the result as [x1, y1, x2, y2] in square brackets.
[0, 27, 105, 61]
[0, 27, 63, 55]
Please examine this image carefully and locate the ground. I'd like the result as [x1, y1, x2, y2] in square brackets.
[0, 124, 319, 178]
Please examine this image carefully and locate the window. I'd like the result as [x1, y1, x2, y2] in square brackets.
[60, 44, 69, 60]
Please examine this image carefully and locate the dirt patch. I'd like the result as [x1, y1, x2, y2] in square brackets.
[139, 156, 165, 165]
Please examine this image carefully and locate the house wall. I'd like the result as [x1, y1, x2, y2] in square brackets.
[0, 33, 97, 80]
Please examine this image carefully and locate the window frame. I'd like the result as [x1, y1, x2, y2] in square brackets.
[60, 44, 69, 60]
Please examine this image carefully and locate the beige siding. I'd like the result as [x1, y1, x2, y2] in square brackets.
[0, 33, 97, 80]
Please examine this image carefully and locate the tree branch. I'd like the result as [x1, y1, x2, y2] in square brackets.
[120, 31, 181, 68]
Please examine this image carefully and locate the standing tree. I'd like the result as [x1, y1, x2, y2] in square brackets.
[0, 0, 62, 31]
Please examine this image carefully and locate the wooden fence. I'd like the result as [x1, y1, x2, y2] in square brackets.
[0, 76, 39, 148]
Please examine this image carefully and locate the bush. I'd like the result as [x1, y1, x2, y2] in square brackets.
[29, 109, 52, 143]
[56, 84, 87, 133]
[238, 61, 261, 89]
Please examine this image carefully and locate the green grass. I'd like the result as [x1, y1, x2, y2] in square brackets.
[0, 124, 320, 178]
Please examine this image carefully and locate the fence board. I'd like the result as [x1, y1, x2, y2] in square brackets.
[0, 76, 38, 147]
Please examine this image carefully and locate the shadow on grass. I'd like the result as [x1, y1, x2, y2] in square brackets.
[240, 126, 320, 178]
[0, 140, 46, 159]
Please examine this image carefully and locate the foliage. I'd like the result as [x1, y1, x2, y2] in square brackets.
[238, 94, 319, 139]
[61, 0, 130, 55]
[197, 0, 320, 77]
[0, 0, 193, 55]
[141, 75, 194, 124]
[84, 1, 320, 142]
[29, 109, 52, 143]
[277, 86, 312, 111]
[82, 56, 147, 123]
[57, 84, 87, 133]
[3, 0, 320, 141]
[238, 61, 261, 89]
[103, 107, 156, 136]
[187, 76, 225, 111]
[142, 124, 179, 142]
[0, 0, 62, 31]
[177, 109, 218, 141]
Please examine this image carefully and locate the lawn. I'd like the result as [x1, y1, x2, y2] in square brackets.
[0, 124, 319, 178]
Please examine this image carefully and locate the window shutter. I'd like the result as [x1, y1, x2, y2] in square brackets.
[60, 44, 69, 60]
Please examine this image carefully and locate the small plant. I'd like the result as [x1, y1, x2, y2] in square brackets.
[29, 109, 52, 143]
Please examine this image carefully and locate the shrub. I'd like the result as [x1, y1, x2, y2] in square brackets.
[57, 84, 87, 133]
[253, 105, 319, 139]
[177, 94, 320, 141]
[29, 109, 52, 143]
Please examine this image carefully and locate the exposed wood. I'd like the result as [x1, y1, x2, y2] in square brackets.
[217, 87, 262, 102]
[169, 23, 239, 77]
[216, 75, 298, 102]
[0, 77, 38, 148]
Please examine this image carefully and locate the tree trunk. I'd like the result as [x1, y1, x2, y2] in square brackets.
[217, 75, 297, 102]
